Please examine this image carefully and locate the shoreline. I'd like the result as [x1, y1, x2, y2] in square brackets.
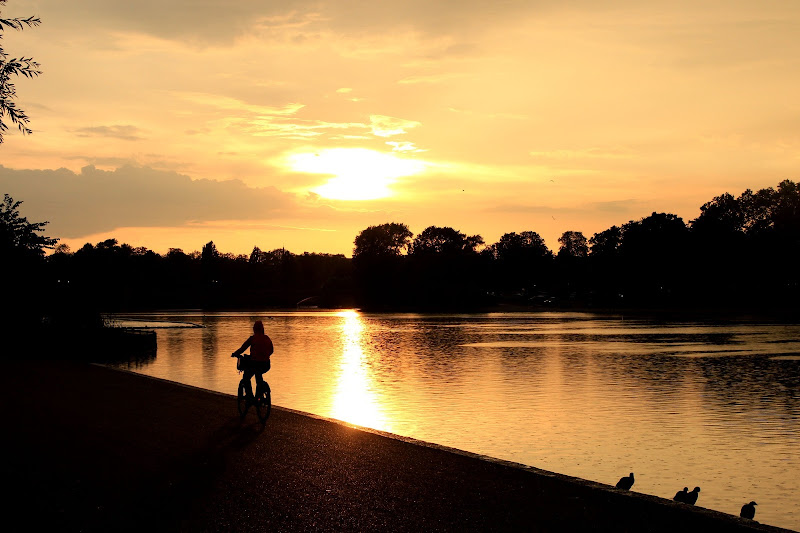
[1, 359, 794, 532]
[108, 304, 800, 323]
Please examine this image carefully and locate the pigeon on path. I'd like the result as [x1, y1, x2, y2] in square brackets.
[740, 501, 757, 520]
[615, 472, 634, 490]
[673, 487, 688, 503]
[685, 487, 700, 505]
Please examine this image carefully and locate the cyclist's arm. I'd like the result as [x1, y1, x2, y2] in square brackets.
[232, 336, 253, 356]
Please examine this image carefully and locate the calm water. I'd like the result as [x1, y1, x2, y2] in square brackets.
[109, 311, 800, 530]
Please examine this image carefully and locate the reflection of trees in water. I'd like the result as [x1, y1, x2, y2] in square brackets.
[495, 346, 549, 387]
[696, 356, 800, 419]
[562, 332, 737, 345]
[402, 318, 477, 382]
[590, 351, 698, 404]
[201, 316, 218, 376]
[164, 328, 188, 359]
[92, 329, 157, 369]
[551, 340, 594, 382]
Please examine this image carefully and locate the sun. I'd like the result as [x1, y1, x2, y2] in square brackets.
[287, 148, 426, 201]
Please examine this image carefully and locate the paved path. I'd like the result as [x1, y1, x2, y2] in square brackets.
[0, 360, 792, 532]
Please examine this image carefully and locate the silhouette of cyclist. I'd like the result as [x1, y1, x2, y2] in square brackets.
[231, 320, 274, 399]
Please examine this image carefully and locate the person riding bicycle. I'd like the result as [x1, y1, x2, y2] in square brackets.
[231, 320, 274, 400]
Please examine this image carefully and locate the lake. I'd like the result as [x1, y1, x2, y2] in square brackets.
[108, 310, 800, 530]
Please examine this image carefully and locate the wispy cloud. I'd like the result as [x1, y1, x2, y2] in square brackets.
[174, 92, 305, 116]
[370, 115, 421, 137]
[237, 118, 368, 139]
[386, 141, 424, 152]
[73, 125, 145, 141]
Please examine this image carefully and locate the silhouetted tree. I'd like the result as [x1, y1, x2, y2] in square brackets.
[588, 225, 623, 305]
[1, 193, 57, 345]
[619, 212, 689, 304]
[742, 181, 800, 302]
[201, 240, 218, 263]
[352, 223, 413, 309]
[1, 193, 57, 258]
[166, 247, 188, 260]
[409, 226, 486, 309]
[199, 240, 221, 306]
[411, 226, 482, 255]
[692, 192, 744, 235]
[555, 231, 589, 303]
[688, 180, 800, 306]
[493, 231, 550, 260]
[490, 230, 553, 300]
[353, 222, 412, 260]
[689, 192, 749, 303]
[589, 226, 622, 257]
[0, 0, 41, 143]
[739, 187, 777, 237]
[249, 245, 267, 264]
[557, 231, 588, 259]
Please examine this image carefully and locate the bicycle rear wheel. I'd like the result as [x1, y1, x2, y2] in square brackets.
[255, 382, 271, 423]
[237, 380, 249, 419]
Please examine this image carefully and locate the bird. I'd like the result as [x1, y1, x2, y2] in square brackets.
[673, 487, 689, 503]
[685, 486, 700, 505]
[615, 472, 635, 490]
[740, 501, 757, 519]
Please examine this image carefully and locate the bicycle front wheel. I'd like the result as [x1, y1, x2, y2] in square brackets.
[255, 382, 271, 423]
[237, 380, 249, 419]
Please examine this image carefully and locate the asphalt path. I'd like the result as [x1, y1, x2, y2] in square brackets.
[0, 360, 792, 532]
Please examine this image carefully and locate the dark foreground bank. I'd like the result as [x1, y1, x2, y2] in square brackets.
[0, 360, 793, 533]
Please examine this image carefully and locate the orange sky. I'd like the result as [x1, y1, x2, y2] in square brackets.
[2, 0, 799, 256]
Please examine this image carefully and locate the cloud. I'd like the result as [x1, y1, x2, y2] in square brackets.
[483, 203, 567, 215]
[32, 0, 554, 44]
[0, 164, 297, 238]
[73, 125, 145, 141]
[172, 91, 373, 141]
[585, 199, 646, 215]
[386, 141, 424, 152]
[174, 92, 305, 116]
[33, 0, 276, 44]
[370, 115, 421, 137]
[483, 198, 648, 217]
[241, 118, 368, 139]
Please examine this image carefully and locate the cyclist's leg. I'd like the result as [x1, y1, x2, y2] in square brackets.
[242, 366, 255, 399]
[253, 364, 271, 422]
[254, 369, 265, 396]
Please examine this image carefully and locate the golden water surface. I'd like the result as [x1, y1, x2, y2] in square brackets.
[111, 311, 800, 530]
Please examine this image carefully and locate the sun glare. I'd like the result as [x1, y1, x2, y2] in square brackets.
[287, 148, 426, 201]
[330, 310, 391, 431]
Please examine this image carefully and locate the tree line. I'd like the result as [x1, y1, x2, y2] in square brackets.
[351, 179, 800, 311]
[2, 179, 799, 328]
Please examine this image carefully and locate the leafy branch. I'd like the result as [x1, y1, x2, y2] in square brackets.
[1, 193, 58, 255]
[0, 0, 41, 143]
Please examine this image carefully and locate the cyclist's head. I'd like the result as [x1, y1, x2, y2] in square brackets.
[253, 320, 265, 334]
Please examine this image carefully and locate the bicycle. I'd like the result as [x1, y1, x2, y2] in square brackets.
[232, 353, 271, 424]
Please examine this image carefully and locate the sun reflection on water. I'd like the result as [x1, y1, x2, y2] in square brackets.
[329, 310, 391, 431]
